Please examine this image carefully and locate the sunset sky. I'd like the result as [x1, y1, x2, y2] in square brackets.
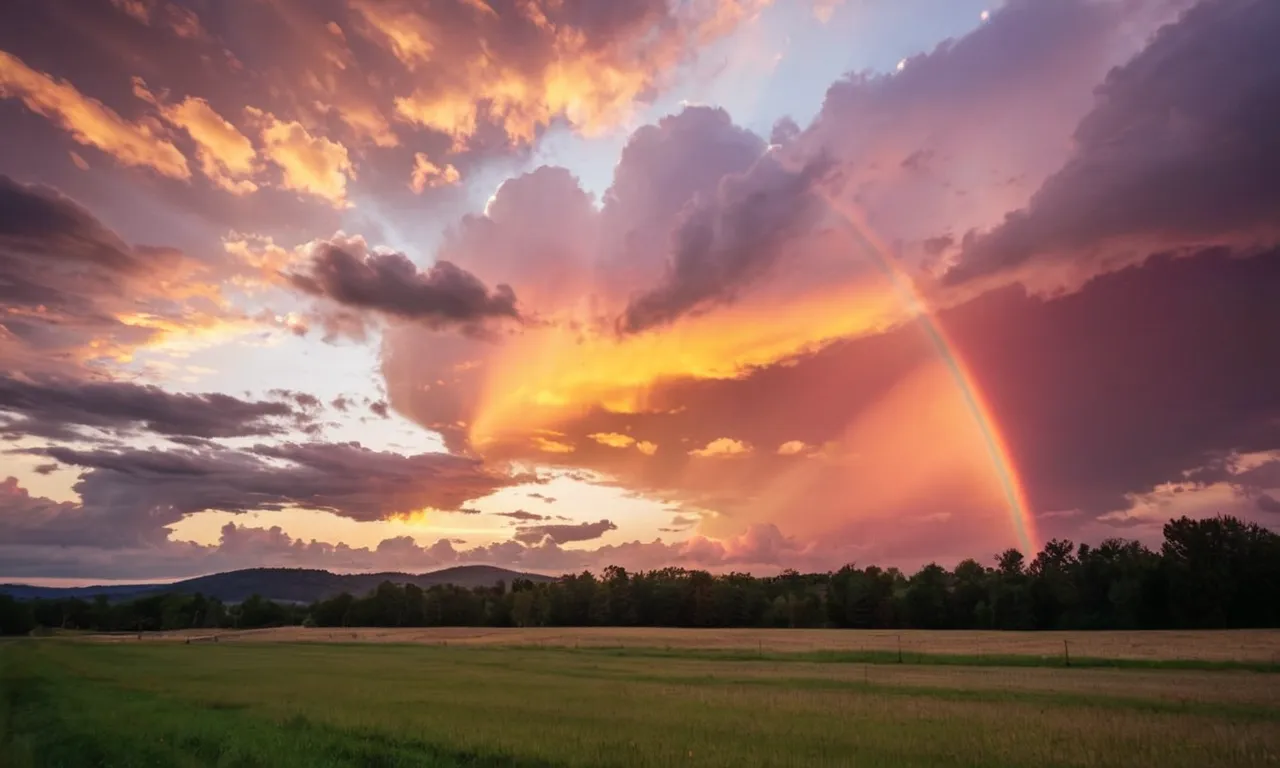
[2, 0, 1277, 583]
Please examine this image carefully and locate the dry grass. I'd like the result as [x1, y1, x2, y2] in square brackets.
[6, 641, 1279, 767]
[89, 626, 1280, 663]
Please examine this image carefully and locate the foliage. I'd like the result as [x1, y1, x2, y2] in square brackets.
[2, 515, 1277, 635]
[303, 515, 1280, 631]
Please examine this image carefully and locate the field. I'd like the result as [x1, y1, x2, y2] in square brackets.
[3, 629, 1279, 767]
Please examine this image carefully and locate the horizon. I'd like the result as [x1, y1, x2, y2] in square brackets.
[2, 0, 1279, 583]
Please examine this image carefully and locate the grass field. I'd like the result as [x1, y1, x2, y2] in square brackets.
[4, 630, 1279, 767]
[91, 626, 1280, 667]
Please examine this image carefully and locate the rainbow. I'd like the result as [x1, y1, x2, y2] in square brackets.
[822, 195, 1039, 554]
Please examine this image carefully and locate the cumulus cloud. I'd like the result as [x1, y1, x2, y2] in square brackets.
[689, 438, 752, 458]
[947, 0, 1280, 290]
[378, 0, 773, 150]
[289, 235, 520, 333]
[620, 152, 831, 332]
[252, 110, 355, 207]
[410, 153, 460, 192]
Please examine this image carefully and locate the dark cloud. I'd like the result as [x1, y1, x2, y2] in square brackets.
[513, 519, 618, 545]
[0, 375, 304, 440]
[1257, 494, 1280, 515]
[619, 153, 831, 333]
[923, 235, 953, 256]
[369, 400, 389, 419]
[290, 237, 519, 332]
[527, 492, 556, 504]
[496, 509, 546, 522]
[3, 441, 520, 547]
[0, 176, 245, 375]
[947, 0, 1280, 287]
[944, 248, 1280, 516]
[600, 106, 767, 292]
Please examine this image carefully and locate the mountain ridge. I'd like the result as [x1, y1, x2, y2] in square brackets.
[0, 565, 554, 603]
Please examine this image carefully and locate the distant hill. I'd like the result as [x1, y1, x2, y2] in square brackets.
[0, 565, 554, 604]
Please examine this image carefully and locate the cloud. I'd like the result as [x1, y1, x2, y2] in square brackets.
[253, 110, 355, 207]
[141, 85, 259, 194]
[946, 0, 1280, 290]
[0, 176, 239, 371]
[0, 50, 190, 179]
[513, 519, 618, 545]
[636, 441, 658, 456]
[496, 509, 546, 522]
[802, 0, 1182, 258]
[689, 438, 752, 458]
[409, 153, 460, 192]
[619, 152, 830, 333]
[110, 0, 207, 39]
[777, 440, 807, 456]
[4, 441, 521, 548]
[289, 235, 520, 332]
[0, 375, 306, 440]
[532, 436, 575, 454]
[588, 432, 635, 449]
[376, 0, 773, 150]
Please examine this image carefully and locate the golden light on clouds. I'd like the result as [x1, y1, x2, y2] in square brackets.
[777, 440, 807, 456]
[410, 153, 461, 192]
[532, 436, 575, 454]
[253, 110, 355, 207]
[0, 50, 189, 179]
[156, 94, 259, 194]
[690, 438, 752, 458]
[588, 432, 637, 449]
[468, 277, 909, 450]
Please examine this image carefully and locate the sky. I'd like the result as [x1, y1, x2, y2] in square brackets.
[1, 0, 1278, 583]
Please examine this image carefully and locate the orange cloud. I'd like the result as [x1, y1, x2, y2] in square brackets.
[533, 436, 575, 454]
[0, 51, 189, 179]
[588, 433, 636, 449]
[777, 440, 808, 456]
[149, 90, 258, 194]
[252, 110, 354, 207]
[338, 102, 399, 148]
[689, 438, 752, 458]
[381, 0, 776, 150]
[410, 153, 461, 192]
[636, 441, 658, 456]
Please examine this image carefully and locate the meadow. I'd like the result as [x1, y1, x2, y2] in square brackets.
[3, 629, 1279, 767]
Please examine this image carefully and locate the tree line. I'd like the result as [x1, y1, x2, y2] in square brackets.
[2, 515, 1277, 635]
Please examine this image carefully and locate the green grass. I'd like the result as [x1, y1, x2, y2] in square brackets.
[2, 641, 1278, 767]
[496, 643, 1280, 672]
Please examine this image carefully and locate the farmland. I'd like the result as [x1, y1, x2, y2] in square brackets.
[4, 629, 1279, 767]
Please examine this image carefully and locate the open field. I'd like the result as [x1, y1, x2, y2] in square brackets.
[86, 626, 1280, 665]
[4, 636, 1279, 767]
